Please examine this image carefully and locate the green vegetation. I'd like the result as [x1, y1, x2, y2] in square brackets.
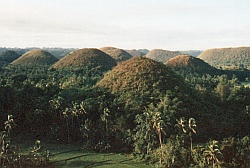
[198, 47, 250, 70]
[0, 52, 249, 167]
[0, 50, 20, 67]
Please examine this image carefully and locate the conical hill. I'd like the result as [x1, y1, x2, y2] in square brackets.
[52, 48, 117, 70]
[11, 49, 58, 66]
[198, 47, 250, 68]
[145, 49, 182, 63]
[166, 55, 222, 75]
[96, 56, 187, 94]
[0, 50, 20, 67]
[99, 47, 132, 63]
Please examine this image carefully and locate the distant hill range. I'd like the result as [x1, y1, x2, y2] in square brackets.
[0, 47, 77, 59]
[52, 48, 117, 70]
[0, 50, 20, 67]
[166, 54, 222, 76]
[179, 50, 203, 57]
[145, 49, 182, 63]
[11, 49, 58, 66]
[198, 47, 250, 69]
[125, 49, 149, 57]
[99, 47, 132, 63]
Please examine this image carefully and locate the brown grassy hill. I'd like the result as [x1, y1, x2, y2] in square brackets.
[52, 48, 117, 70]
[99, 47, 132, 63]
[166, 55, 222, 75]
[96, 56, 187, 94]
[198, 47, 250, 68]
[11, 49, 58, 66]
[145, 49, 182, 63]
[0, 50, 20, 67]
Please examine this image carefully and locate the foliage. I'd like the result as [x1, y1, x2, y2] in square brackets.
[0, 115, 20, 167]
[151, 138, 189, 167]
[25, 140, 51, 167]
[133, 94, 180, 156]
[176, 117, 197, 164]
[203, 140, 224, 168]
[0, 51, 250, 167]
[235, 135, 250, 166]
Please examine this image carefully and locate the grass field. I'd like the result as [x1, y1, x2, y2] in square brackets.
[18, 142, 153, 168]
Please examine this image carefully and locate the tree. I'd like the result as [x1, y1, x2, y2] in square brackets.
[215, 75, 230, 101]
[176, 117, 197, 164]
[203, 140, 223, 168]
[134, 94, 181, 160]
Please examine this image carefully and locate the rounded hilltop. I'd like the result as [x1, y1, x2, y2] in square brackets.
[198, 47, 250, 68]
[0, 50, 20, 67]
[145, 49, 182, 63]
[11, 49, 58, 66]
[96, 56, 187, 94]
[99, 47, 132, 63]
[166, 54, 222, 75]
[52, 48, 117, 70]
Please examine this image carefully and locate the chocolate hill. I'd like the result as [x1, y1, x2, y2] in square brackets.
[145, 49, 182, 63]
[96, 56, 187, 94]
[11, 49, 58, 66]
[166, 55, 222, 75]
[198, 47, 250, 68]
[99, 47, 132, 63]
[52, 48, 117, 70]
[0, 50, 20, 67]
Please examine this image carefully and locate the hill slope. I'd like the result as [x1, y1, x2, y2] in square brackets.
[11, 49, 58, 66]
[179, 50, 203, 57]
[96, 56, 187, 94]
[125, 49, 149, 57]
[0, 50, 20, 67]
[198, 47, 250, 68]
[145, 49, 182, 63]
[166, 55, 222, 75]
[124, 49, 144, 57]
[52, 48, 117, 70]
[99, 47, 132, 63]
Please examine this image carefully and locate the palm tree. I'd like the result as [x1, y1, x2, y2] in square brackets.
[176, 117, 197, 163]
[203, 140, 223, 168]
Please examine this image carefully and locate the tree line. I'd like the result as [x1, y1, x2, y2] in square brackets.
[0, 63, 249, 167]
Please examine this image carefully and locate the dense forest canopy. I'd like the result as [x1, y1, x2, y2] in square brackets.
[0, 49, 249, 167]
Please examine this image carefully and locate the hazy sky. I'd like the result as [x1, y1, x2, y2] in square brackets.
[1, 0, 250, 50]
